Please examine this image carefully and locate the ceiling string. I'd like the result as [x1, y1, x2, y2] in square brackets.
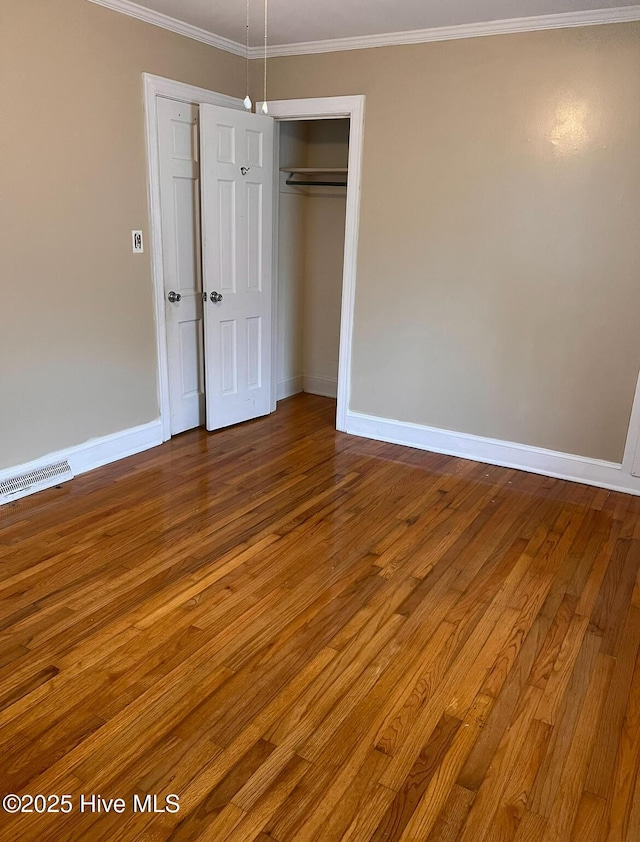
[244, 0, 252, 110]
[261, 0, 268, 114]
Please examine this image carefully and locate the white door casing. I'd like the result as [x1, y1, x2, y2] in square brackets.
[157, 97, 205, 435]
[622, 368, 640, 477]
[262, 96, 366, 432]
[200, 105, 274, 431]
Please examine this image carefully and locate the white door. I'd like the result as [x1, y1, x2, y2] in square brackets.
[200, 105, 274, 431]
[157, 97, 205, 434]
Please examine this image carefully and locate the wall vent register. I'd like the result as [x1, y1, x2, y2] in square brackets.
[0, 460, 74, 505]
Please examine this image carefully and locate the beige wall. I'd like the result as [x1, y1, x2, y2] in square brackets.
[277, 122, 307, 394]
[0, 0, 243, 469]
[303, 121, 348, 390]
[3, 8, 639, 473]
[304, 119, 350, 169]
[261, 24, 640, 462]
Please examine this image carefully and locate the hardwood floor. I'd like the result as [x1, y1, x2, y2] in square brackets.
[1, 393, 639, 841]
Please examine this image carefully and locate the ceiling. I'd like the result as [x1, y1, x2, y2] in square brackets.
[122, 0, 640, 48]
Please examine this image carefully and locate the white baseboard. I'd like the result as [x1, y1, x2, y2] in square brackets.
[68, 419, 163, 474]
[303, 375, 338, 399]
[277, 376, 304, 401]
[0, 419, 163, 500]
[276, 375, 338, 401]
[346, 410, 640, 496]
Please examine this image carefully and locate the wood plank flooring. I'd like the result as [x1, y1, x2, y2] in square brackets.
[1, 393, 639, 841]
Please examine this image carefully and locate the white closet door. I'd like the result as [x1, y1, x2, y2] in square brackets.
[157, 97, 205, 435]
[200, 105, 274, 431]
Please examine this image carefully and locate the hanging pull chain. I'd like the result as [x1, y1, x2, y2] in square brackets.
[261, 0, 268, 114]
[244, 0, 252, 110]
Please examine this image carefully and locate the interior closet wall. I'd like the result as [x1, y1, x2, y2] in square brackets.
[277, 123, 308, 399]
[277, 120, 349, 401]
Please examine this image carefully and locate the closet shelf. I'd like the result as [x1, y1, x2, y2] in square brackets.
[281, 167, 348, 188]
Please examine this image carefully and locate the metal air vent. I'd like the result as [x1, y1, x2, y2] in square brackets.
[0, 460, 74, 505]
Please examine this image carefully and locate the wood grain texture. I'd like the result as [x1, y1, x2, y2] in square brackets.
[0, 394, 638, 841]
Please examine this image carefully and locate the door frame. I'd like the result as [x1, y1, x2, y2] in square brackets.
[623, 368, 640, 477]
[261, 96, 365, 433]
[143, 73, 245, 442]
[145, 78, 366, 440]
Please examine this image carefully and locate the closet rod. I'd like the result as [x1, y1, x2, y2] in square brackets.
[285, 177, 347, 187]
[281, 167, 348, 189]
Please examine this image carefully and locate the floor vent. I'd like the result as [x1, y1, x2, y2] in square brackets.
[0, 460, 74, 505]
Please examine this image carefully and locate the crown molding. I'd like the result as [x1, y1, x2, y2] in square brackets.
[86, 0, 246, 56]
[87, 1, 640, 60]
[248, 5, 640, 58]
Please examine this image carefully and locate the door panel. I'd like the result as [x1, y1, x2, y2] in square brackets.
[179, 320, 203, 393]
[247, 183, 263, 291]
[157, 97, 205, 435]
[220, 320, 238, 395]
[247, 317, 262, 389]
[200, 105, 274, 431]
[217, 180, 237, 293]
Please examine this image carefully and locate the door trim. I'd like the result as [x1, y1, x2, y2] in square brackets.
[622, 369, 640, 477]
[261, 95, 366, 433]
[143, 73, 245, 442]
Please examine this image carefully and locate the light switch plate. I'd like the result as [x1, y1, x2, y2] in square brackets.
[132, 230, 144, 253]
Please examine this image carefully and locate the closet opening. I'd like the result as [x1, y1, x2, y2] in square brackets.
[275, 118, 351, 425]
